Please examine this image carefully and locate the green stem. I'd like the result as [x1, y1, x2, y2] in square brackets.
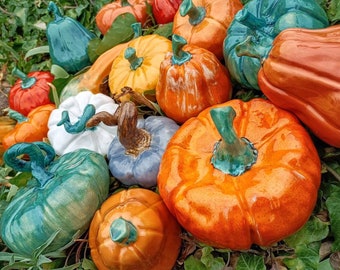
[110, 217, 137, 245]
[210, 106, 258, 176]
[131, 22, 142, 39]
[124, 47, 143, 70]
[235, 36, 271, 60]
[6, 108, 27, 123]
[3, 142, 55, 187]
[121, 0, 131, 7]
[179, 0, 206, 26]
[12, 67, 37, 89]
[48, 1, 64, 22]
[171, 34, 192, 66]
[57, 104, 96, 134]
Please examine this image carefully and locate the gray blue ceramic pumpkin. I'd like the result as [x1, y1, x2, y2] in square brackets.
[0, 142, 110, 256]
[223, 0, 329, 90]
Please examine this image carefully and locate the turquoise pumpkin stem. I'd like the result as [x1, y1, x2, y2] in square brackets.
[3, 142, 55, 187]
[124, 47, 143, 70]
[171, 34, 192, 65]
[58, 104, 96, 134]
[12, 68, 37, 89]
[110, 217, 137, 245]
[48, 1, 64, 22]
[210, 106, 258, 176]
[6, 108, 27, 123]
[180, 0, 206, 26]
[131, 22, 142, 38]
[235, 36, 271, 60]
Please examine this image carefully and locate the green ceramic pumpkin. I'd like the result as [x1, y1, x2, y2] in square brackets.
[223, 0, 329, 90]
[0, 142, 110, 256]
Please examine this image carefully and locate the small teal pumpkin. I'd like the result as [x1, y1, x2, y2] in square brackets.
[87, 101, 179, 188]
[46, 1, 96, 74]
[0, 142, 110, 256]
[223, 0, 329, 90]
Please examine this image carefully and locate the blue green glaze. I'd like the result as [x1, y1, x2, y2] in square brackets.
[0, 142, 110, 256]
[179, 0, 206, 26]
[57, 104, 96, 134]
[210, 106, 257, 176]
[223, 0, 329, 90]
[7, 108, 28, 123]
[124, 47, 144, 70]
[46, 1, 96, 74]
[171, 34, 192, 66]
[12, 67, 37, 89]
[110, 218, 138, 245]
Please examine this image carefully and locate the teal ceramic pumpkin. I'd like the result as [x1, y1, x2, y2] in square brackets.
[46, 1, 96, 74]
[0, 142, 110, 256]
[223, 0, 329, 90]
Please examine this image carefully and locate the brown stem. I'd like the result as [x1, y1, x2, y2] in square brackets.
[117, 101, 151, 156]
[86, 111, 118, 128]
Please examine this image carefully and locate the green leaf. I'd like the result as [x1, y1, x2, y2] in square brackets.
[184, 255, 208, 270]
[24, 45, 49, 60]
[87, 13, 137, 62]
[283, 242, 321, 270]
[153, 22, 174, 39]
[317, 258, 333, 270]
[284, 217, 329, 249]
[184, 247, 226, 270]
[236, 253, 266, 270]
[9, 172, 32, 187]
[325, 185, 340, 251]
[81, 258, 97, 270]
[326, 0, 340, 24]
[50, 64, 70, 79]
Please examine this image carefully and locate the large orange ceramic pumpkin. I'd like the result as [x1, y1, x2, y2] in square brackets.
[158, 98, 321, 250]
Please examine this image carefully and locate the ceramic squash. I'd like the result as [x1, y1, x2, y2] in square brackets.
[158, 98, 321, 250]
[8, 68, 54, 116]
[1, 142, 110, 256]
[257, 25, 340, 148]
[156, 34, 232, 124]
[108, 34, 172, 101]
[2, 104, 56, 150]
[89, 188, 182, 270]
[87, 101, 179, 188]
[223, 0, 329, 90]
[152, 0, 182, 24]
[0, 116, 16, 164]
[172, 0, 243, 60]
[47, 1, 95, 74]
[47, 91, 118, 156]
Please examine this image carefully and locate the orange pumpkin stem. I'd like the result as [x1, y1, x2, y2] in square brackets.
[110, 217, 138, 245]
[210, 106, 257, 176]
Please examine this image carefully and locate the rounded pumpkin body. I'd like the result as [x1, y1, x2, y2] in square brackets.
[2, 103, 56, 150]
[108, 34, 172, 101]
[96, 0, 151, 35]
[0, 116, 16, 164]
[89, 188, 182, 270]
[156, 37, 232, 124]
[9, 70, 54, 116]
[158, 98, 321, 250]
[258, 25, 340, 148]
[152, 0, 182, 24]
[1, 144, 110, 256]
[172, 0, 243, 60]
[223, 0, 329, 90]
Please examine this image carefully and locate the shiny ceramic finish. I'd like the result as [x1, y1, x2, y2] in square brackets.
[1, 143, 110, 256]
[89, 188, 182, 270]
[173, 0, 243, 60]
[258, 25, 340, 148]
[158, 98, 321, 250]
[223, 0, 329, 90]
[152, 0, 182, 24]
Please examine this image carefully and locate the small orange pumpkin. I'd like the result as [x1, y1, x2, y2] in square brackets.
[89, 188, 182, 270]
[0, 116, 16, 164]
[158, 98, 321, 250]
[96, 0, 152, 35]
[156, 34, 232, 124]
[2, 104, 56, 150]
[172, 0, 243, 60]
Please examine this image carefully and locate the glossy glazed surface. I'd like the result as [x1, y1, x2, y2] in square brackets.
[158, 98, 321, 250]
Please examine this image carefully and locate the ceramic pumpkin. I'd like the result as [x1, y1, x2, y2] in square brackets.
[1, 142, 110, 256]
[8, 68, 54, 116]
[223, 0, 329, 90]
[0, 116, 16, 164]
[257, 25, 340, 148]
[47, 91, 118, 156]
[172, 0, 243, 60]
[158, 98, 321, 250]
[89, 188, 182, 270]
[156, 34, 232, 124]
[152, 0, 182, 24]
[96, 0, 152, 35]
[87, 101, 179, 188]
[2, 104, 56, 150]
[108, 34, 172, 101]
